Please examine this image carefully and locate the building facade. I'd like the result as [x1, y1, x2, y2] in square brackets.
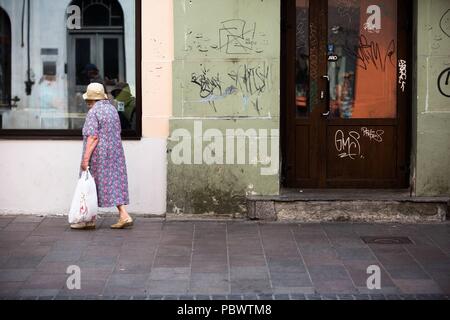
[0, 0, 449, 218]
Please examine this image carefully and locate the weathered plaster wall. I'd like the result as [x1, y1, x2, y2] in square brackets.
[414, 0, 450, 196]
[141, 0, 173, 138]
[168, 0, 281, 214]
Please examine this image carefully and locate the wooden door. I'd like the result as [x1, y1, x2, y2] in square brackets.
[282, 0, 411, 188]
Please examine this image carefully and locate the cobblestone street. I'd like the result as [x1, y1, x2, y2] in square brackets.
[0, 216, 449, 300]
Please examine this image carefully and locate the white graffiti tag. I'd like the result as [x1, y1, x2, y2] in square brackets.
[335, 130, 362, 160]
[361, 127, 384, 143]
[398, 59, 407, 92]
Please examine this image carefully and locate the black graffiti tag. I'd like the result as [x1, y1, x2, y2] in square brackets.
[346, 35, 396, 72]
[228, 64, 270, 97]
[228, 63, 270, 113]
[219, 19, 259, 54]
[438, 68, 450, 98]
[191, 67, 222, 100]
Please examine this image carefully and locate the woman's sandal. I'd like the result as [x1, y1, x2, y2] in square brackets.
[70, 221, 96, 230]
[110, 217, 134, 229]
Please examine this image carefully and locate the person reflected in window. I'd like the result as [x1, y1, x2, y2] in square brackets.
[80, 64, 103, 86]
[111, 82, 136, 130]
[295, 54, 309, 112]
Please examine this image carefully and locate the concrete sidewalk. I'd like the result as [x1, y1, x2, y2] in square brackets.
[0, 216, 449, 300]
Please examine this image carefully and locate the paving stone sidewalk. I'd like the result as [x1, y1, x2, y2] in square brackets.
[0, 216, 449, 300]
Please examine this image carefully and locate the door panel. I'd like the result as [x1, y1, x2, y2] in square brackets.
[326, 126, 396, 180]
[68, 36, 95, 129]
[99, 35, 125, 94]
[283, 0, 410, 189]
[103, 38, 120, 81]
[295, 125, 311, 179]
[75, 37, 95, 86]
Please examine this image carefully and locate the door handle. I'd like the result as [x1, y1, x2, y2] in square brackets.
[322, 75, 330, 117]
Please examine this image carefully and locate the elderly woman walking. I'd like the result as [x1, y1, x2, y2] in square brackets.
[70, 83, 133, 230]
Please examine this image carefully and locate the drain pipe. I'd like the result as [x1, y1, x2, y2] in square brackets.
[24, 0, 34, 95]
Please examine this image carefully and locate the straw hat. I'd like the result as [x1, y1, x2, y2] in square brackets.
[83, 83, 108, 101]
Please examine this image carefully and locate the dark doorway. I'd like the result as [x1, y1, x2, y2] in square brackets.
[0, 6, 11, 129]
[281, 0, 411, 188]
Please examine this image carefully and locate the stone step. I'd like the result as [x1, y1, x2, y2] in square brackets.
[246, 189, 450, 223]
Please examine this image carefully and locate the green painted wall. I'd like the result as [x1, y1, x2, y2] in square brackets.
[168, 0, 281, 214]
[168, 0, 449, 215]
[414, 0, 450, 196]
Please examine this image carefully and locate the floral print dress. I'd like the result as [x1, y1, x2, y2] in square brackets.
[82, 100, 130, 208]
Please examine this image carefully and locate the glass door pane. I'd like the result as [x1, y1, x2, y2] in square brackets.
[296, 0, 309, 118]
[327, 0, 398, 119]
[75, 38, 92, 86]
[103, 38, 120, 83]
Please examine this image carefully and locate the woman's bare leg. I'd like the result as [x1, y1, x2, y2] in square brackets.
[117, 205, 132, 221]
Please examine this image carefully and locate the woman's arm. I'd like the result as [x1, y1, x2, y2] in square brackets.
[81, 136, 99, 171]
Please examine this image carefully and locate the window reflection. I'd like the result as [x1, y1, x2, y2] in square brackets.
[111, 82, 136, 131]
[0, 0, 136, 131]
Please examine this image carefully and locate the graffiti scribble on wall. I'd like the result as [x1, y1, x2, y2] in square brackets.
[190, 62, 271, 113]
[191, 67, 237, 112]
[185, 19, 268, 55]
[191, 67, 222, 100]
[218, 19, 265, 54]
[228, 62, 270, 113]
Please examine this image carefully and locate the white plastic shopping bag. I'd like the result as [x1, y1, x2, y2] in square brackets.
[69, 170, 98, 224]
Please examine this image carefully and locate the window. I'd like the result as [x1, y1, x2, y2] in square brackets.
[327, 0, 397, 119]
[0, 0, 141, 138]
[71, 0, 124, 27]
